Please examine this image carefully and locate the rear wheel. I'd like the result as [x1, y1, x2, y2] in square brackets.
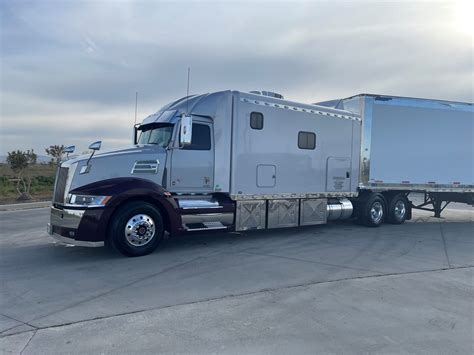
[387, 194, 409, 224]
[358, 193, 386, 227]
[109, 201, 164, 257]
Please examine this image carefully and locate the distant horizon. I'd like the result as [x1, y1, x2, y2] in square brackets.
[1, 0, 473, 155]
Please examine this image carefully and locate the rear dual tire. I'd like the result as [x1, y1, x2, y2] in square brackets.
[358, 193, 386, 227]
[387, 194, 409, 224]
[356, 192, 409, 227]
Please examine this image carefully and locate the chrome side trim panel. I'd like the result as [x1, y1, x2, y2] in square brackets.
[231, 192, 357, 201]
[300, 199, 327, 226]
[240, 97, 361, 122]
[267, 199, 299, 229]
[178, 198, 221, 209]
[235, 200, 266, 231]
[181, 213, 234, 226]
[360, 96, 372, 186]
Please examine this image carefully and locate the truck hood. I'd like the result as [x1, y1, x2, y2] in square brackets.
[67, 145, 157, 164]
[64, 145, 168, 191]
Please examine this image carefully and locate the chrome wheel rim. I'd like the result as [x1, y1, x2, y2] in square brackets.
[370, 202, 384, 224]
[124, 214, 155, 247]
[394, 200, 406, 220]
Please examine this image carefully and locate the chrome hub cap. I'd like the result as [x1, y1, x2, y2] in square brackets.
[370, 202, 384, 224]
[124, 214, 155, 247]
[394, 200, 406, 220]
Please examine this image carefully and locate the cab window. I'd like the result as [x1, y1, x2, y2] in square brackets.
[183, 123, 211, 150]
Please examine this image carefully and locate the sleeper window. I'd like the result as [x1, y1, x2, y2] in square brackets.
[298, 131, 316, 150]
[250, 112, 264, 130]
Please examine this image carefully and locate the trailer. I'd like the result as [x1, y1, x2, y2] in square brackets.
[317, 94, 473, 217]
[47, 90, 473, 256]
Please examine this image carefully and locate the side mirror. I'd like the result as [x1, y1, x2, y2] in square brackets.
[88, 141, 102, 151]
[64, 145, 75, 154]
[179, 114, 192, 146]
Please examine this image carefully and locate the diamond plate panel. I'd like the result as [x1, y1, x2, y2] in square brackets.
[267, 199, 299, 229]
[235, 200, 266, 231]
[300, 198, 327, 226]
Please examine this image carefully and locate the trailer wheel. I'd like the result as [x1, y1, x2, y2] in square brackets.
[108, 201, 164, 257]
[388, 194, 409, 224]
[359, 193, 386, 227]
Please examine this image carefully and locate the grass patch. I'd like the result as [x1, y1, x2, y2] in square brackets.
[0, 163, 57, 203]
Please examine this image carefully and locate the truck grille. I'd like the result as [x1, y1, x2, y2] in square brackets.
[53, 167, 69, 204]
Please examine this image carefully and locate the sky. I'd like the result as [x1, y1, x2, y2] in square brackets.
[1, 0, 473, 156]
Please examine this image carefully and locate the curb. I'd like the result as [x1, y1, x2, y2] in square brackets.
[0, 201, 51, 212]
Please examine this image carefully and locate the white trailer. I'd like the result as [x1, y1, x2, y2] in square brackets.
[48, 90, 473, 256]
[317, 93, 473, 217]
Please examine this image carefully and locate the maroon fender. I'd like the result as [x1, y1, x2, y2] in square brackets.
[69, 177, 182, 242]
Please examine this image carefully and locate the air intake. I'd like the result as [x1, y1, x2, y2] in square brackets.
[249, 91, 284, 99]
[131, 160, 159, 174]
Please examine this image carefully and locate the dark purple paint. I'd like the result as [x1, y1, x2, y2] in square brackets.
[68, 177, 182, 242]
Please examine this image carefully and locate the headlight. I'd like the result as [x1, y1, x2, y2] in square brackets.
[67, 194, 111, 207]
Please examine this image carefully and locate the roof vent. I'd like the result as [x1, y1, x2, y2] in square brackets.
[250, 91, 284, 99]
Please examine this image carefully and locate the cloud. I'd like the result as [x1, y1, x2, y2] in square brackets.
[1, 0, 472, 154]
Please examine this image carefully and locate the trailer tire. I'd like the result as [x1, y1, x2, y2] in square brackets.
[387, 194, 409, 224]
[359, 193, 386, 227]
[108, 201, 164, 257]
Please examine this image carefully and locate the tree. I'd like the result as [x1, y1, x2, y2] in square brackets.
[6, 149, 37, 200]
[45, 144, 66, 165]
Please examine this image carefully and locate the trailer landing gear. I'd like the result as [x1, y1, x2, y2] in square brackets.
[411, 193, 451, 218]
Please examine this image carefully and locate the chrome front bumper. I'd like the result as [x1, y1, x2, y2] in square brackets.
[47, 206, 104, 247]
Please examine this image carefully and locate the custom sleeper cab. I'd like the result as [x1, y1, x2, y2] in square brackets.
[48, 90, 474, 257]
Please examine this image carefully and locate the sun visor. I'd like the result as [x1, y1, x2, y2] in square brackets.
[141, 110, 177, 125]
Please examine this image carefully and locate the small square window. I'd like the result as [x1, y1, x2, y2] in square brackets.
[298, 131, 316, 149]
[250, 112, 264, 130]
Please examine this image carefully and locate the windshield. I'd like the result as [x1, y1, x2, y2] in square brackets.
[138, 124, 174, 148]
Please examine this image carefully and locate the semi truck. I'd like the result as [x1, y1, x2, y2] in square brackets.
[47, 90, 473, 256]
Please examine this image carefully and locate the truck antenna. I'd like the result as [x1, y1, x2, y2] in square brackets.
[186, 67, 191, 114]
[134, 91, 138, 125]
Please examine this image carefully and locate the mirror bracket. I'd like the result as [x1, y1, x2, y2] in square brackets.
[84, 141, 102, 170]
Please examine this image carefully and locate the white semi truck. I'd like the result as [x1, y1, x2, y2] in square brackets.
[48, 90, 473, 256]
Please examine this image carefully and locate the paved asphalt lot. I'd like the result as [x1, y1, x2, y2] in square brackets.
[0, 205, 472, 354]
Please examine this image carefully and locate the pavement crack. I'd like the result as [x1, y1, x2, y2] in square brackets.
[0, 314, 38, 334]
[19, 329, 37, 355]
[4, 264, 469, 335]
[438, 223, 452, 268]
[29, 255, 206, 324]
[241, 250, 380, 273]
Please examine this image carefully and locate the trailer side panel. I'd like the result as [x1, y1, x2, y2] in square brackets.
[364, 96, 473, 191]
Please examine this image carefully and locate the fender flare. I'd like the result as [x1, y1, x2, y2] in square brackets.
[70, 178, 182, 239]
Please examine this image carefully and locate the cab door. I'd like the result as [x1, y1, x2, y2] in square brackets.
[169, 121, 214, 193]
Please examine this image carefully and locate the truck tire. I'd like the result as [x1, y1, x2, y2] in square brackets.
[359, 193, 386, 227]
[387, 194, 409, 224]
[108, 201, 164, 257]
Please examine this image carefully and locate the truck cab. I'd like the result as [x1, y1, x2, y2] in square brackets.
[48, 90, 365, 257]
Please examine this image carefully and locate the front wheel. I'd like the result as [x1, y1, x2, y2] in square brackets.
[108, 201, 164, 257]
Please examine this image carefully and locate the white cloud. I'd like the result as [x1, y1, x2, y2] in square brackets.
[0, 0, 472, 154]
